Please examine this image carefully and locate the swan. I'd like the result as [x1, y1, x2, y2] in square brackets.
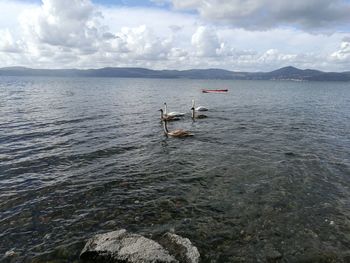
[192, 99, 208, 112]
[191, 107, 207, 119]
[196, 106, 208, 111]
[162, 119, 193, 137]
[159, 109, 180, 121]
[164, 103, 185, 117]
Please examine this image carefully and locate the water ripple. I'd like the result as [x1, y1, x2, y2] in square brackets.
[0, 77, 349, 262]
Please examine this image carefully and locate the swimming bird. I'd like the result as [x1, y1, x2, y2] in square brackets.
[162, 119, 193, 137]
[164, 102, 185, 117]
[191, 107, 207, 119]
[159, 109, 180, 121]
[192, 99, 208, 111]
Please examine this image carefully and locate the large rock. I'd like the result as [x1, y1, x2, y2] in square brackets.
[80, 229, 177, 263]
[159, 233, 200, 263]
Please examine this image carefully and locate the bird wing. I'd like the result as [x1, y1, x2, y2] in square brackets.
[167, 112, 185, 117]
[170, 129, 192, 137]
[196, 106, 208, 111]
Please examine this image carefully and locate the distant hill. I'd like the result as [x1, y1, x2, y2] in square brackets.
[1, 66, 350, 81]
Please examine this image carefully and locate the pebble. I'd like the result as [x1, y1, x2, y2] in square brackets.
[182, 218, 191, 224]
[5, 250, 16, 257]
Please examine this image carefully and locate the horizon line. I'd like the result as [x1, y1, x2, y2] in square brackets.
[1, 65, 349, 74]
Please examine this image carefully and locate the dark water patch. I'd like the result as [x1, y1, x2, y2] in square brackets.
[49, 114, 109, 126]
[284, 151, 296, 157]
[0, 128, 73, 145]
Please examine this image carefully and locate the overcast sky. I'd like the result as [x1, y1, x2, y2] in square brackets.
[0, 0, 350, 71]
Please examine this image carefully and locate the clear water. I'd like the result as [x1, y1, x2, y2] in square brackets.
[0, 77, 349, 262]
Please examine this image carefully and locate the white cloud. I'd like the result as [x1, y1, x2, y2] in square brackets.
[0, 0, 349, 71]
[331, 38, 350, 62]
[0, 1, 35, 37]
[191, 26, 221, 57]
[19, 0, 104, 50]
[0, 29, 22, 53]
[118, 25, 171, 59]
[165, 0, 350, 31]
[259, 49, 292, 63]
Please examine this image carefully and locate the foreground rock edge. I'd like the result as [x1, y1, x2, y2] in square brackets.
[80, 229, 200, 263]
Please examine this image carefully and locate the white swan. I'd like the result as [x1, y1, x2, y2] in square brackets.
[162, 119, 193, 137]
[191, 107, 207, 119]
[196, 106, 208, 111]
[159, 109, 180, 121]
[192, 99, 208, 111]
[164, 103, 185, 117]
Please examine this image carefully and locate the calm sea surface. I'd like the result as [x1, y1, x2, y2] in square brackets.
[0, 77, 349, 262]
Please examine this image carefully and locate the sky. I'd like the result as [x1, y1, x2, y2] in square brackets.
[0, 0, 350, 71]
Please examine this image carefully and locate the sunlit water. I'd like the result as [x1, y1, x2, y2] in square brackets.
[0, 77, 349, 262]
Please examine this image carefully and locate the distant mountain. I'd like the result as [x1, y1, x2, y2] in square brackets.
[261, 66, 323, 80]
[1, 66, 350, 81]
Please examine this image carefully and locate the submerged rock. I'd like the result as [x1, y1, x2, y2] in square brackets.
[159, 233, 200, 263]
[80, 229, 199, 263]
[264, 244, 282, 261]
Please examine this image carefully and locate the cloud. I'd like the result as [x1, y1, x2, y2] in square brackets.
[331, 38, 350, 62]
[191, 26, 221, 57]
[0, 1, 35, 36]
[13, 0, 177, 66]
[0, 29, 22, 53]
[19, 0, 105, 51]
[169, 25, 183, 33]
[117, 25, 172, 59]
[0, 0, 349, 71]
[165, 0, 350, 31]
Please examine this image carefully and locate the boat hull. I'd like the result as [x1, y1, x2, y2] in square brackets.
[202, 89, 228, 93]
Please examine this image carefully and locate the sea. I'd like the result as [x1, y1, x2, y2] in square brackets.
[0, 76, 349, 262]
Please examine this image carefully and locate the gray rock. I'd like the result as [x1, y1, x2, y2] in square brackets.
[80, 229, 178, 263]
[160, 233, 200, 263]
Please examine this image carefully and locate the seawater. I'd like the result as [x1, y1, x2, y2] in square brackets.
[0, 76, 349, 262]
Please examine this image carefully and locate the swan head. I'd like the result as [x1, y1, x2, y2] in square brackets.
[159, 109, 163, 112]
[191, 107, 195, 110]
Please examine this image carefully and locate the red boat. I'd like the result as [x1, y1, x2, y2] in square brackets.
[202, 89, 228, 93]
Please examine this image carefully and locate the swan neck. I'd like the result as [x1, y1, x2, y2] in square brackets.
[191, 108, 195, 119]
[163, 120, 169, 135]
[164, 103, 167, 115]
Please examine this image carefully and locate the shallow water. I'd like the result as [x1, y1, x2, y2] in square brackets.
[0, 77, 349, 262]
